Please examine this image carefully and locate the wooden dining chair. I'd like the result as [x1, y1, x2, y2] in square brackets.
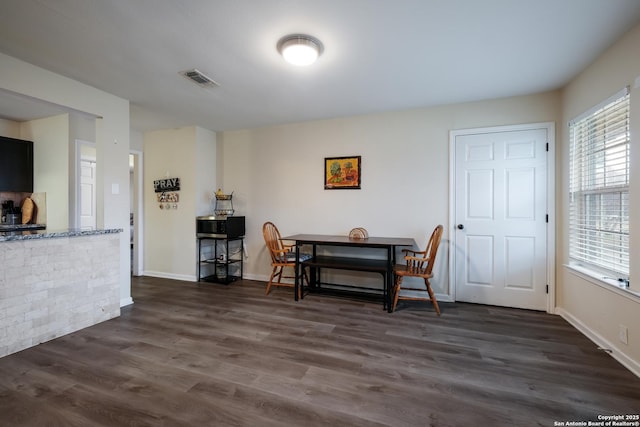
[392, 225, 443, 315]
[262, 221, 309, 296]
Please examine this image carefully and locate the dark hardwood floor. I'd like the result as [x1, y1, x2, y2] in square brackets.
[1, 276, 639, 426]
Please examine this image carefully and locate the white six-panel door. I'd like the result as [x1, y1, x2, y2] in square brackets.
[80, 159, 96, 229]
[451, 125, 550, 311]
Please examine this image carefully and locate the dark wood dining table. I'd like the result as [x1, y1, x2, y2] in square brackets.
[282, 234, 416, 312]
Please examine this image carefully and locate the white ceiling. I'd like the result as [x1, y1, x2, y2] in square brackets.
[1, 0, 640, 132]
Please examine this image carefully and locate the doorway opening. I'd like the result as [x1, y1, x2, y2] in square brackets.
[75, 140, 96, 230]
[130, 150, 143, 276]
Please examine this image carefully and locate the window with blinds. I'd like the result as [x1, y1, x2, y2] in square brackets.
[569, 87, 630, 278]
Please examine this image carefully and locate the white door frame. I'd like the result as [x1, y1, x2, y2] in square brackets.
[130, 149, 144, 276]
[448, 122, 556, 313]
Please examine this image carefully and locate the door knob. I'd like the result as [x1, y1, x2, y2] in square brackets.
[457, 224, 464, 230]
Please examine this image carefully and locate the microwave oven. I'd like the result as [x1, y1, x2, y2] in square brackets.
[196, 216, 245, 238]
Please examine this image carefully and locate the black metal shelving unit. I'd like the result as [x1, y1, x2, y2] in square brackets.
[197, 235, 244, 284]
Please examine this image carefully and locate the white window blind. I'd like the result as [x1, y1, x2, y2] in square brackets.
[569, 87, 630, 278]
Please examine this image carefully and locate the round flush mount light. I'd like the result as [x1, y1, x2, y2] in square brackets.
[277, 34, 323, 66]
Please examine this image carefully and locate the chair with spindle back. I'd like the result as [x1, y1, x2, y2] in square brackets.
[262, 221, 309, 296]
[392, 225, 443, 315]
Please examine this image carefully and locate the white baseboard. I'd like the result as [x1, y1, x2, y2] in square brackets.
[436, 293, 453, 303]
[242, 273, 272, 282]
[143, 271, 196, 282]
[556, 307, 640, 378]
[120, 296, 134, 307]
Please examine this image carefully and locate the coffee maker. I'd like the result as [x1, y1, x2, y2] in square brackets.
[1, 200, 21, 225]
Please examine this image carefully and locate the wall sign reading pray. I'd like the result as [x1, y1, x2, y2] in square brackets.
[154, 177, 180, 193]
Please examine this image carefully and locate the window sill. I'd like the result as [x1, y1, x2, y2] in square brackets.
[565, 264, 640, 303]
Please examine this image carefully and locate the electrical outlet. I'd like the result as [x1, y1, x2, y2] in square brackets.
[619, 325, 628, 345]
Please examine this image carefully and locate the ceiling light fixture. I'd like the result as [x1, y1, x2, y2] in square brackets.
[277, 34, 323, 66]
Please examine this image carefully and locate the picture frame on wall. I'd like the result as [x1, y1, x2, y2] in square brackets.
[324, 156, 361, 189]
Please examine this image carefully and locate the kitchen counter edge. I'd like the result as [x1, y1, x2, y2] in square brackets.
[0, 228, 123, 242]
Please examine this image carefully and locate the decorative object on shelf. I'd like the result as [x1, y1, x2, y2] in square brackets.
[21, 197, 34, 224]
[349, 227, 369, 240]
[216, 264, 227, 279]
[154, 177, 180, 210]
[214, 189, 235, 217]
[324, 156, 361, 190]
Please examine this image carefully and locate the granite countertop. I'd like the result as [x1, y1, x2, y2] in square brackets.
[0, 228, 123, 242]
[0, 223, 46, 232]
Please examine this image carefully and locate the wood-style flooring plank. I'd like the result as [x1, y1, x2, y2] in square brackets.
[0, 276, 639, 426]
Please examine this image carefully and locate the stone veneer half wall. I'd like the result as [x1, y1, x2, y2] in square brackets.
[0, 232, 121, 357]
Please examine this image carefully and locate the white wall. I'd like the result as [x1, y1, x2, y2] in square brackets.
[69, 113, 96, 142]
[220, 91, 560, 298]
[143, 126, 216, 280]
[0, 118, 19, 138]
[0, 52, 132, 307]
[130, 129, 143, 152]
[69, 114, 97, 229]
[195, 127, 217, 215]
[558, 23, 640, 374]
[20, 114, 69, 230]
[15, 113, 97, 230]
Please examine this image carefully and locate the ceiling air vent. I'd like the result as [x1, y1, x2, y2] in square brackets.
[180, 69, 219, 88]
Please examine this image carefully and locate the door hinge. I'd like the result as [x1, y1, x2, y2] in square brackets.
[546, 214, 549, 223]
[546, 142, 549, 152]
[546, 285, 549, 294]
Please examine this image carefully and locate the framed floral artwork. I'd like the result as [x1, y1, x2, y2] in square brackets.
[324, 156, 361, 189]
